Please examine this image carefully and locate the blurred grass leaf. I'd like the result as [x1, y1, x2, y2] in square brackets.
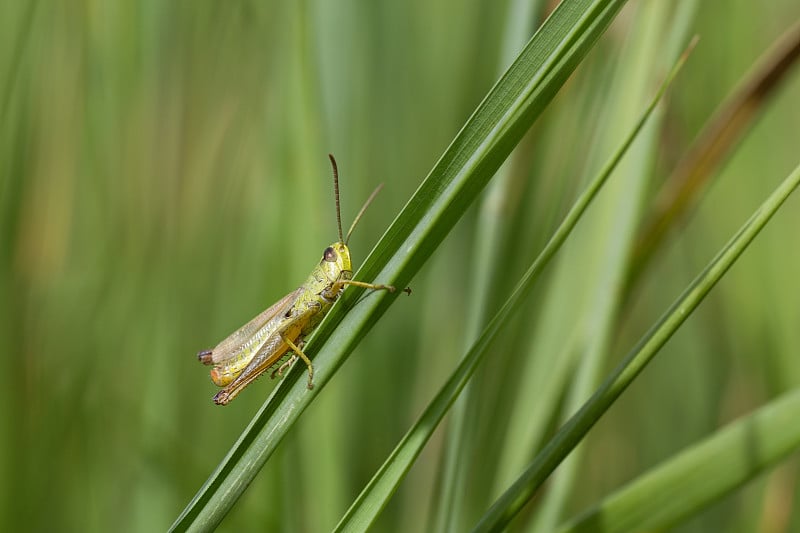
[472, 160, 800, 531]
[627, 19, 800, 291]
[557, 386, 800, 533]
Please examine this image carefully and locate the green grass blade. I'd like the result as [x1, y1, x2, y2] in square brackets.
[332, 46, 689, 533]
[557, 387, 800, 533]
[471, 161, 800, 532]
[433, 1, 544, 530]
[169, 0, 631, 530]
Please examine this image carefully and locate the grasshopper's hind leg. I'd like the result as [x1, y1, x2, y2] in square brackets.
[281, 335, 314, 389]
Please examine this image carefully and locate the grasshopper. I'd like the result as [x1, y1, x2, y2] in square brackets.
[198, 154, 399, 405]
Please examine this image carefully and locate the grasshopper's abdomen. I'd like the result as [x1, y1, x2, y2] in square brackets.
[207, 318, 284, 386]
[211, 356, 250, 387]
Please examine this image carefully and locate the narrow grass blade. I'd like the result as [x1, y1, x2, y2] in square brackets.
[557, 387, 800, 533]
[471, 161, 800, 532]
[333, 48, 689, 533]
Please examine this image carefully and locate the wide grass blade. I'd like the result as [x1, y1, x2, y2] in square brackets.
[472, 161, 800, 532]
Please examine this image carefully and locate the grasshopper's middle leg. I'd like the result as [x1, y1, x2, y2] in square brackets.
[281, 335, 314, 389]
[272, 339, 305, 378]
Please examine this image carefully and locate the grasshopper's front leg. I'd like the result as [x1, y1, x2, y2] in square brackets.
[342, 279, 412, 295]
[341, 280, 396, 292]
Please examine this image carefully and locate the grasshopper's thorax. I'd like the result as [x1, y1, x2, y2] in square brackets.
[291, 242, 353, 336]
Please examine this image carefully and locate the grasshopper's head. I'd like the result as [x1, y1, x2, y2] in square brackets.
[320, 242, 353, 282]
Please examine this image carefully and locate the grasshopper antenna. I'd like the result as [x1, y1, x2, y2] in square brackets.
[329, 154, 344, 243]
[345, 183, 383, 245]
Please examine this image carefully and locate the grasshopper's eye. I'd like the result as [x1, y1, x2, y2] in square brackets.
[323, 246, 337, 262]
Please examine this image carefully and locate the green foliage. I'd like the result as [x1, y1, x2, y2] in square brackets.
[1, 1, 799, 532]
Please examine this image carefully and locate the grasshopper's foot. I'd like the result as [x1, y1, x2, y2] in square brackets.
[402, 287, 412, 295]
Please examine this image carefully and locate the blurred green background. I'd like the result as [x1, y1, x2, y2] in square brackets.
[2, 1, 800, 532]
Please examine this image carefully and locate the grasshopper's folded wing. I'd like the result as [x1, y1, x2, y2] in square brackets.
[198, 287, 304, 366]
[212, 300, 321, 404]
